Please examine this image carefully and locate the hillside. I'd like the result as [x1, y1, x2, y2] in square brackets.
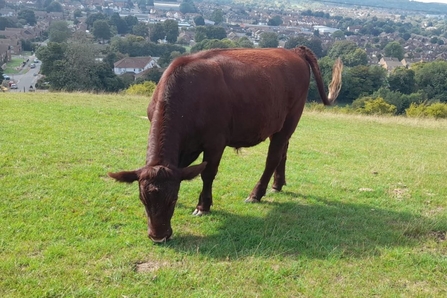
[1, 92, 446, 297]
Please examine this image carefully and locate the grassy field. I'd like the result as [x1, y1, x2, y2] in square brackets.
[1, 93, 446, 297]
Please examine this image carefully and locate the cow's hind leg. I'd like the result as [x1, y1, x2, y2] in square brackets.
[245, 133, 291, 203]
[272, 141, 289, 192]
[193, 144, 225, 216]
[246, 104, 304, 203]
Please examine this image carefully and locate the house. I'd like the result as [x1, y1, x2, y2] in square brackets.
[0, 44, 11, 64]
[0, 38, 19, 56]
[113, 56, 157, 75]
[379, 57, 407, 72]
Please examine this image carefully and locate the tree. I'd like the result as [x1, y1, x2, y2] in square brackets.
[194, 15, 205, 26]
[328, 40, 358, 60]
[0, 17, 17, 30]
[39, 40, 123, 92]
[180, 0, 197, 14]
[414, 60, 447, 102]
[18, 9, 36, 25]
[191, 39, 233, 53]
[194, 26, 208, 43]
[49, 20, 71, 43]
[110, 13, 129, 35]
[103, 50, 125, 69]
[371, 88, 424, 114]
[210, 9, 224, 24]
[124, 15, 139, 31]
[268, 16, 283, 26]
[93, 20, 112, 41]
[111, 34, 185, 57]
[328, 40, 367, 66]
[139, 68, 163, 84]
[74, 9, 82, 18]
[235, 37, 254, 48]
[149, 23, 165, 42]
[163, 19, 179, 43]
[258, 32, 279, 48]
[388, 67, 416, 94]
[206, 26, 227, 40]
[133, 22, 149, 38]
[43, 0, 52, 8]
[86, 13, 107, 30]
[384, 41, 404, 60]
[284, 36, 323, 57]
[195, 26, 226, 42]
[344, 48, 368, 67]
[21, 39, 35, 52]
[36, 42, 66, 75]
[402, 32, 411, 41]
[89, 62, 124, 92]
[338, 65, 387, 103]
[46, 1, 63, 12]
[332, 30, 345, 40]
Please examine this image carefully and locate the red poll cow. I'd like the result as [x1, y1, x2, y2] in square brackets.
[109, 46, 343, 242]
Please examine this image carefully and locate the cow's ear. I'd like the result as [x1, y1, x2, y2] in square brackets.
[108, 169, 141, 183]
[180, 162, 207, 181]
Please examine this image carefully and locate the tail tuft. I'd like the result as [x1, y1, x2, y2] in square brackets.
[327, 58, 343, 105]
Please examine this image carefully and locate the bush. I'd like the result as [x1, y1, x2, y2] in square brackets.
[371, 88, 425, 115]
[35, 77, 50, 90]
[426, 103, 447, 118]
[351, 96, 373, 110]
[406, 102, 447, 119]
[354, 97, 397, 115]
[124, 81, 157, 97]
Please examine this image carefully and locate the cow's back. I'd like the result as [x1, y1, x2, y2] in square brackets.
[150, 48, 311, 150]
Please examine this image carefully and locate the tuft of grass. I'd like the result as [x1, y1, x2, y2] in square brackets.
[1, 93, 447, 297]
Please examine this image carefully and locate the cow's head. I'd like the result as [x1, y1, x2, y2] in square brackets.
[108, 162, 206, 242]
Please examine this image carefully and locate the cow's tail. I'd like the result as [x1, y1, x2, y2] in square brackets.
[296, 46, 343, 106]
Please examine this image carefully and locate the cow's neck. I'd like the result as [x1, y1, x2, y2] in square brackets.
[145, 101, 181, 168]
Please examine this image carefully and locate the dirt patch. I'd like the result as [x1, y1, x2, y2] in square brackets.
[429, 231, 446, 243]
[390, 183, 410, 200]
[135, 260, 169, 273]
[359, 188, 374, 192]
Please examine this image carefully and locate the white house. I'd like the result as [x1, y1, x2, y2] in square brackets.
[113, 57, 157, 75]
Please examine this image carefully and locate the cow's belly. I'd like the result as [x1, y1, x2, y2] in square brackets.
[226, 114, 285, 148]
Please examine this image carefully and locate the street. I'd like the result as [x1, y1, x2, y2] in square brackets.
[7, 54, 42, 93]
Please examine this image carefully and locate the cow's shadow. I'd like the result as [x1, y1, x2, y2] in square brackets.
[167, 191, 446, 260]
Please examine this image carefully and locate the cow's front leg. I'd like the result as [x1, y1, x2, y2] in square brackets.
[193, 145, 225, 216]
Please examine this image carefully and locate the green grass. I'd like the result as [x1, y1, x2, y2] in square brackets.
[2, 56, 29, 75]
[1, 93, 446, 297]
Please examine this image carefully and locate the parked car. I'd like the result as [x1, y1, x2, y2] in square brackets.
[2, 74, 10, 80]
[34, 59, 39, 63]
[30, 63, 36, 69]
[10, 83, 18, 89]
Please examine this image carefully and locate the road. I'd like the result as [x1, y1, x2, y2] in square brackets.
[8, 54, 42, 93]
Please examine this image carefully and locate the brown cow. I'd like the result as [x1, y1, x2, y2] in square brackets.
[109, 46, 343, 242]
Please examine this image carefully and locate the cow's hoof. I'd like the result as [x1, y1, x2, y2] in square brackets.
[192, 209, 209, 216]
[245, 197, 260, 203]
